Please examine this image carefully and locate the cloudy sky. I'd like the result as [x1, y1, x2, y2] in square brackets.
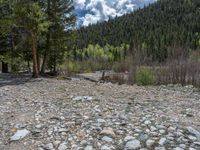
[74, 0, 157, 26]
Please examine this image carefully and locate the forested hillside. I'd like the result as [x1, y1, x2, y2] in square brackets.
[76, 0, 200, 61]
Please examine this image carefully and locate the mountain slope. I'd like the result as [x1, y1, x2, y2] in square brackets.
[76, 0, 200, 61]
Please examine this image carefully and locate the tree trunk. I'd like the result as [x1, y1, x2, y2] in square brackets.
[41, 52, 47, 74]
[37, 53, 40, 73]
[41, 32, 50, 74]
[41, 0, 51, 74]
[2, 61, 8, 73]
[27, 61, 31, 72]
[31, 32, 39, 78]
[53, 62, 56, 73]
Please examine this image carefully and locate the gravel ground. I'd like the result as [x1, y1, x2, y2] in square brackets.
[0, 73, 200, 150]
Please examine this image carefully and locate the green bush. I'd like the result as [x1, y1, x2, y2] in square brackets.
[136, 66, 155, 85]
[59, 59, 114, 75]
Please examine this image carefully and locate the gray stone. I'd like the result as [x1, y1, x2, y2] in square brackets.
[150, 126, 157, 132]
[187, 127, 200, 141]
[146, 139, 155, 148]
[159, 138, 167, 146]
[185, 108, 194, 117]
[144, 120, 151, 125]
[145, 129, 150, 133]
[36, 124, 43, 129]
[124, 136, 135, 142]
[101, 145, 111, 150]
[189, 148, 197, 150]
[167, 136, 174, 141]
[10, 129, 30, 141]
[102, 136, 113, 142]
[168, 127, 176, 132]
[14, 123, 26, 129]
[84, 145, 93, 150]
[124, 140, 141, 150]
[159, 130, 166, 134]
[173, 147, 184, 150]
[80, 140, 88, 146]
[58, 128, 68, 133]
[100, 127, 115, 138]
[72, 96, 93, 101]
[42, 143, 54, 150]
[53, 141, 61, 147]
[188, 135, 197, 141]
[138, 134, 148, 141]
[97, 119, 106, 123]
[156, 125, 166, 129]
[135, 129, 142, 133]
[58, 142, 68, 150]
[179, 144, 186, 149]
[194, 142, 200, 146]
[155, 147, 166, 150]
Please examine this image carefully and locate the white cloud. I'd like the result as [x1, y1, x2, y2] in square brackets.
[74, 0, 86, 9]
[82, 14, 100, 26]
[74, 0, 157, 26]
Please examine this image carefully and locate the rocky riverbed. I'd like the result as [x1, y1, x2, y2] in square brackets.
[0, 74, 200, 150]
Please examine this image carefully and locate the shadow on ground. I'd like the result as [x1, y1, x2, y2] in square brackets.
[0, 73, 38, 87]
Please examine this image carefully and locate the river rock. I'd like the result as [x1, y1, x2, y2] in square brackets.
[187, 127, 200, 141]
[10, 129, 30, 141]
[124, 140, 141, 150]
[146, 139, 155, 148]
[100, 127, 116, 138]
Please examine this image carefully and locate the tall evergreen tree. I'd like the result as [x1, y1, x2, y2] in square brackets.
[12, 0, 49, 77]
[0, 0, 12, 73]
[41, 0, 76, 73]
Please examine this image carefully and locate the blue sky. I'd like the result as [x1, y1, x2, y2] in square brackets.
[74, 0, 157, 26]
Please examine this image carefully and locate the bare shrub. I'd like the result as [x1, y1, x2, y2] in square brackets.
[127, 43, 150, 84]
[112, 60, 129, 73]
[154, 47, 200, 86]
[101, 72, 128, 85]
[110, 73, 126, 85]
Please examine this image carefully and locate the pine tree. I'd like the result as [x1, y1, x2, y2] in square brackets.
[0, 0, 12, 73]
[13, 0, 49, 77]
[41, 0, 76, 74]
